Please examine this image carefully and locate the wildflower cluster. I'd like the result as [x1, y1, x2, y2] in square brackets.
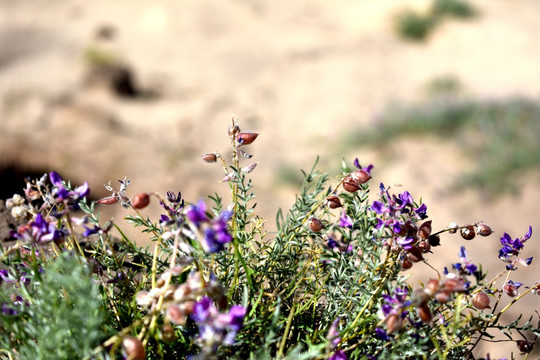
[0, 116, 538, 360]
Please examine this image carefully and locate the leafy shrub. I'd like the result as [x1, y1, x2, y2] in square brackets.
[0, 117, 538, 359]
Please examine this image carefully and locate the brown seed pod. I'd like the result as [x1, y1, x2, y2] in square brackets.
[97, 195, 119, 205]
[401, 259, 413, 270]
[406, 246, 424, 263]
[343, 177, 361, 193]
[503, 283, 518, 297]
[434, 290, 452, 304]
[417, 220, 432, 240]
[460, 225, 476, 240]
[228, 125, 240, 138]
[516, 340, 534, 354]
[443, 278, 467, 293]
[161, 324, 176, 343]
[131, 193, 150, 210]
[476, 223, 493, 237]
[417, 305, 432, 323]
[417, 240, 431, 253]
[472, 291, 490, 310]
[167, 304, 186, 325]
[236, 131, 258, 145]
[122, 336, 146, 360]
[201, 153, 218, 163]
[385, 313, 403, 333]
[326, 195, 343, 209]
[411, 289, 429, 307]
[428, 234, 441, 247]
[352, 169, 372, 184]
[308, 217, 324, 232]
[425, 278, 440, 295]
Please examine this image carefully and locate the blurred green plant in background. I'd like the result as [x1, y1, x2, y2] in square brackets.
[395, 0, 477, 41]
[343, 97, 540, 195]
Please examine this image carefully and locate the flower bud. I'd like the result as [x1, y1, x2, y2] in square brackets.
[352, 170, 371, 184]
[308, 217, 324, 232]
[131, 193, 150, 210]
[460, 225, 475, 240]
[476, 223, 493, 237]
[236, 131, 258, 145]
[326, 195, 342, 209]
[472, 291, 490, 310]
[201, 153, 217, 163]
[343, 177, 361, 193]
[122, 336, 146, 360]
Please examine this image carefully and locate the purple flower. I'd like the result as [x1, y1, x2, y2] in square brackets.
[11, 214, 66, 245]
[329, 350, 348, 360]
[339, 211, 353, 229]
[186, 200, 209, 225]
[49, 171, 89, 209]
[375, 327, 389, 341]
[499, 227, 533, 264]
[191, 297, 246, 352]
[202, 210, 233, 253]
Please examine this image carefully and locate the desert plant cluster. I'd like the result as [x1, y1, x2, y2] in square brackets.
[0, 117, 538, 359]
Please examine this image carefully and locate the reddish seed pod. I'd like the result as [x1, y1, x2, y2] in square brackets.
[428, 234, 441, 247]
[460, 225, 476, 240]
[418, 220, 432, 240]
[503, 283, 518, 297]
[122, 336, 146, 360]
[434, 290, 452, 304]
[228, 125, 240, 138]
[411, 289, 429, 307]
[443, 278, 467, 293]
[167, 304, 186, 325]
[201, 153, 217, 163]
[476, 223, 493, 236]
[401, 259, 413, 270]
[326, 195, 342, 209]
[236, 131, 258, 145]
[516, 340, 534, 354]
[385, 313, 403, 333]
[97, 195, 119, 205]
[425, 278, 440, 295]
[308, 217, 324, 232]
[448, 222, 459, 234]
[407, 246, 424, 263]
[131, 193, 150, 210]
[417, 305, 432, 323]
[352, 169, 372, 184]
[343, 177, 361, 193]
[417, 240, 431, 253]
[472, 292, 490, 310]
[161, 324, 176, 343]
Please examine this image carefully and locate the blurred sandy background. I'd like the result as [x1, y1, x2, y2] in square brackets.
[1, 0, 540, 357]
